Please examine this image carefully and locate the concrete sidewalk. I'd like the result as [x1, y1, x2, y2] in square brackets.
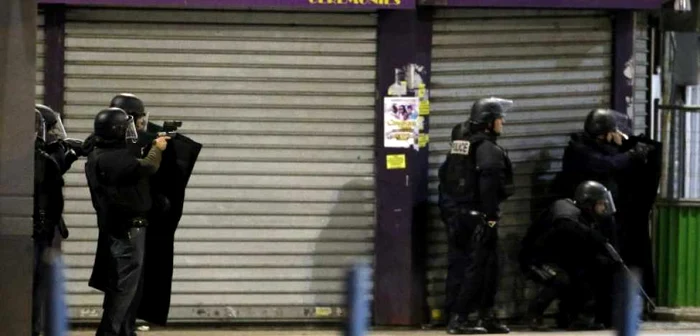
[70, 322, 700, 336]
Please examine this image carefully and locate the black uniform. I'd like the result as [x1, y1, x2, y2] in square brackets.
[520, 199, 617, 330]
[439, 98, 515, 335]
[32, 106, 80, 336]
[85, 107, 162, 336]
[102, 93, 203, 325]
[554, 109, 650, 247]
[554, 109, 657, 302]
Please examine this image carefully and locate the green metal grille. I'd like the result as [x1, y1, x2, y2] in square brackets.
[655, 203, 700, 307]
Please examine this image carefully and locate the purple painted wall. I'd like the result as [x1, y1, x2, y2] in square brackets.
[37, 0, 414, 9]
[418, 0, 663, 9]
[37, 0, 662, 9]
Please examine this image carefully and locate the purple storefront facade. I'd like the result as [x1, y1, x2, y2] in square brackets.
[35, 0, 662, 327]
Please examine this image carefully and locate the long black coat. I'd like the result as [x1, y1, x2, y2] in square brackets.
[615, 135, 662, 299]
[88, 132, 202, 325]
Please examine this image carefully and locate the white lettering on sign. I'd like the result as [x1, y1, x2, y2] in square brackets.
[450, 140, 471, 155]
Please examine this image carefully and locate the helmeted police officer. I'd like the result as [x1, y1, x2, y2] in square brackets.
[32, 105, 82, 336]
[84, 107, 169, 336]
[555, 108, 650, 204]
[438, 97, 515, 334]
[520, 181, 622, 331]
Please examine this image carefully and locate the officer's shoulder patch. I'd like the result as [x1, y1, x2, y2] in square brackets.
[450, 140, 471, 155]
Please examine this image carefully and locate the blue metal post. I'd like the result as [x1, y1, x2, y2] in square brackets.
[617, 268, 642, 336]
[45, 249, 68, 336]
[346, 263, 371, 336]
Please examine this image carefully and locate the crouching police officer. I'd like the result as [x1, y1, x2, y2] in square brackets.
[84, 107, 169, 336]
[439, 97, 516, 334]
[520, 181, 621, 331]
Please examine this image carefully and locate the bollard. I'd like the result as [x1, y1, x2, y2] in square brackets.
[44, 249, 68, 336]
[616, 268, 642, 336]
[345, 263, 371, 336]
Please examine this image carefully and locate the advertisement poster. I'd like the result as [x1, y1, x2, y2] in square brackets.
[384, 97, 420, 149]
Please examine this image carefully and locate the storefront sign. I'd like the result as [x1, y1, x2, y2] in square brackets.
[417, 0, 663, 9]
[38, 0, 415, 9]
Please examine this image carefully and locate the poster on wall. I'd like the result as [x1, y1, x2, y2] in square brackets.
[384, 97, 420, 149]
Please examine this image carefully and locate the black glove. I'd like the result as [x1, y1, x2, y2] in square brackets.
[530, 264, 556, 283]
[628, 142, 651, 162]
[58, 217, 69, 239]
[63, 138, 86, 157]
[471, 219, 496, 245]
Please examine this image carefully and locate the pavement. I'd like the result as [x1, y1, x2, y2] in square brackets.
[69, 322, 700, 335]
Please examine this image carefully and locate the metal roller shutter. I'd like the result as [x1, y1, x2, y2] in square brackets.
[634, 13, 651, 135]
[427, 9, 613, 320]
[36, 11, 44, 104]
[60, 8, 377, 322]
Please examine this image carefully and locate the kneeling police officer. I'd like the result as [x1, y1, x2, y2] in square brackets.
[520, 181, 622, 331]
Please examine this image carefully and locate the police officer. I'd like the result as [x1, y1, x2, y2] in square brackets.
[554, 108, 651, 248]
[32, 105, 82, 336]
[556, 108, 650, 205]
[520, 181, 621, 331]
[84, 107, 169, 336]
[439, 97, 515, 334]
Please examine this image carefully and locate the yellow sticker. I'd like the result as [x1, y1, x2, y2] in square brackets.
[314, 307, 333, 317]
[431, 309, 442, 320]
[419, 134, 429, 148]
[418, 83, 426, 99]
[419, 100, 430, 115]
[386, 154, 406, 170]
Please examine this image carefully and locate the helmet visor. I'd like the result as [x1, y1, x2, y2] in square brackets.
[595, 190, 617, 218]
[35, 110, 46, 142]
[46, 111, 67, 143]
[489, 97, 514, 119]
[125, 116, 139, 143]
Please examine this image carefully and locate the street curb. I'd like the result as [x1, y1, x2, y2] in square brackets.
[653, 308, 700, 323]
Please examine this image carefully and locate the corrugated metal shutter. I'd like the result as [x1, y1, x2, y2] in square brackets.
[633, 13, 651, 135]
[427, 9, 613, 320]
[36, 11, 44, 104]
[60, 8, 377, 322]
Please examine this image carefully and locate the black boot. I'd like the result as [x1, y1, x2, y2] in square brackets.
[526, 316, 551, 332]
[477, 312, 510, 334]
[446, 314, 487, 335]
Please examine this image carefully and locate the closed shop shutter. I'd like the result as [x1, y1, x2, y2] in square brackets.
[634, 13, 651, 135]
[426, 9, 613, 320]
[36, 11, 44, 104]
[60, 8, 377, 322]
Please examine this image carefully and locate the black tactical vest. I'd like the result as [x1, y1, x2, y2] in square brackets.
[85, 148, 152, 228]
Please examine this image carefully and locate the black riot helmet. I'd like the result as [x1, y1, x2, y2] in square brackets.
[93, 107, 139, 146]
[35, 104, 67, 143]
[584, 109, 618, 137]
[468, 97, 513, 135]
[573, 180, 616, 221]
[110, 93, 148, 130]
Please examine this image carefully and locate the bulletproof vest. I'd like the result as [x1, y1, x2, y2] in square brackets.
[438, 134, 485, 202]
[85, 148, 152, 228]
[549, 199, 583, 223]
